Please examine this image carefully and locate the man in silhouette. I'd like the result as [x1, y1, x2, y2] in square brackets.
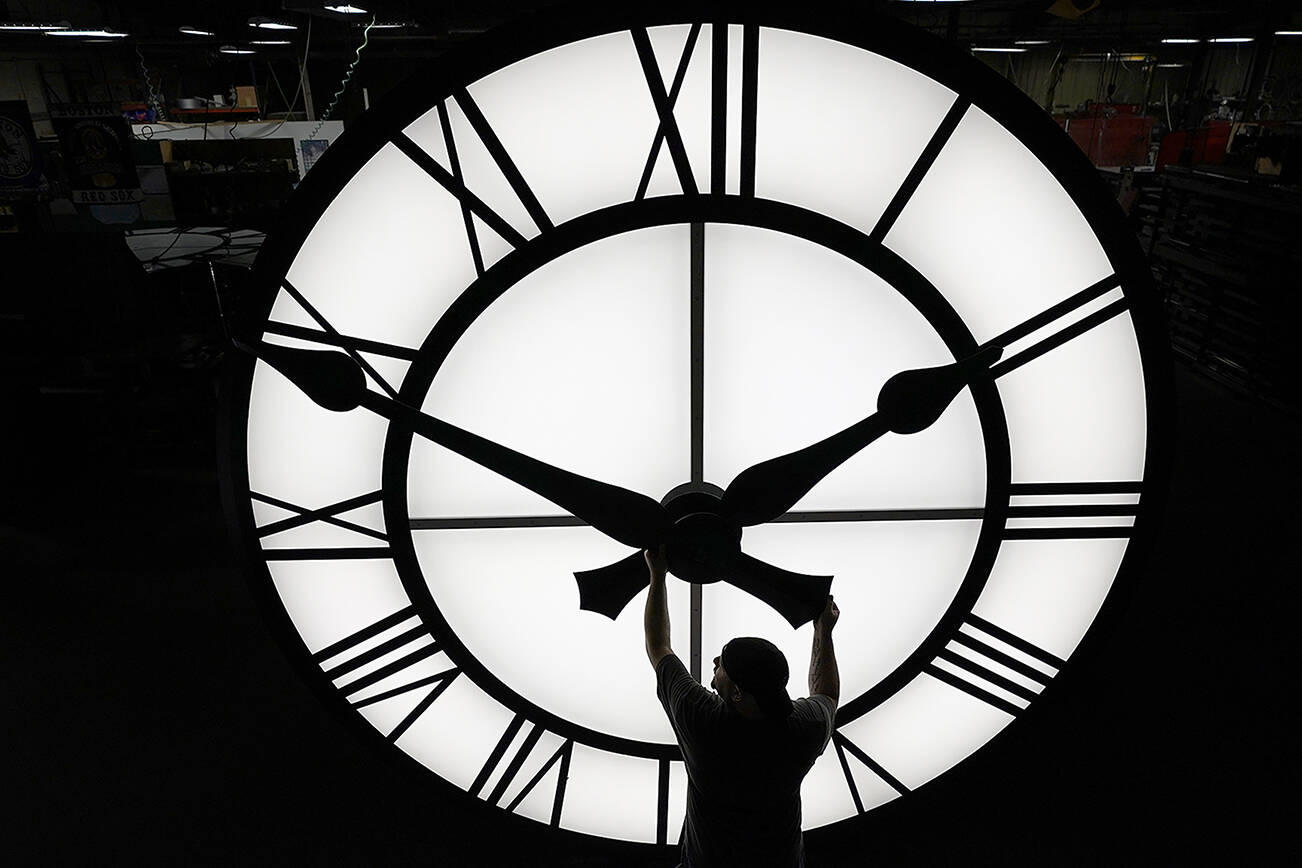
[644, 546, 840, 868]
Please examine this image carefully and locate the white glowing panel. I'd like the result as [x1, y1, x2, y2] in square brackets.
[847, 675, 1012, 791]
[666, 760, 688, 843]
[755, 29, 959, 234]
[412, 526, 691, 744]
[247, 360, 388, 516]
[265, 558, 411, 657]
[703, 519, 982, 698]
[703, 224, 986, 510]
[563, 747, 660, 842]
[465, 31, 664, 226]
[409, 225, 691, 518]
[999, 310, 1148, 483]
[975, 537, 1130, 660]
[281, 143, 480, 353]
[883, 105, 1117, 345]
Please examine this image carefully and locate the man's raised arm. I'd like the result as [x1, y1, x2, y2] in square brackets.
[643, 546, 673, 668]
[808, 596, 840, 702]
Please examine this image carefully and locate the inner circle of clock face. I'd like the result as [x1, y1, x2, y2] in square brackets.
[394, 218, 989, 746]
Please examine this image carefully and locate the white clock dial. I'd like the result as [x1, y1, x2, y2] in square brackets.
[227, 6, 1168, 852]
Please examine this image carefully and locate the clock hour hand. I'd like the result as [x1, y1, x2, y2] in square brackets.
[252, 342, 674, 549]
[719, 345, 1003, 527]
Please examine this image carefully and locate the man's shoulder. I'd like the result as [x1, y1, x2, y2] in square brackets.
[655, 652, 691, 686]
[791, 694, 837, 747]
[657, 654, 723, 732]
[802, 693, 838, 719]
[656, 653, 704, 701]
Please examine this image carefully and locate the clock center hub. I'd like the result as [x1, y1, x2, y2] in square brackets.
[660, 482, 739, 584]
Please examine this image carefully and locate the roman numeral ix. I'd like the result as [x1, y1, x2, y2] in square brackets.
[255, 489, 391, 560]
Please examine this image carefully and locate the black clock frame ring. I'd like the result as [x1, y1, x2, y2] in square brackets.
[221, 0, 1172, 836]
[381, 194, 1012, 761]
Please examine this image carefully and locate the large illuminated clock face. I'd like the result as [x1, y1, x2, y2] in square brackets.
[224, 3, 1168, 849]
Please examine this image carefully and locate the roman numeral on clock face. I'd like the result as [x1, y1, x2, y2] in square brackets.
[392, 88, 552, 262]
[254, 488, 390, 561]
[632, 24, 702, 198]
[1004, 481, 1140, 539]
[253, 489, 386, 541]
[986, 274, 1129, 379]
[833, 732, 909, 814]
[469, 712, 575, 825]
[310, 606, 458, 742]
[632, 22, 758, 198]
[261, 279, 410, 399]
[869, 94, 971, 244]
[924, 614, 1064, 716]
[656, 758, 671, 845]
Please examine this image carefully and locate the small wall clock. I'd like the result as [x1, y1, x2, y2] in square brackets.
[220, 1, 1170, 855]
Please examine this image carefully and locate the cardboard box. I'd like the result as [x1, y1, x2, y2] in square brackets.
[235, 86, 259, 109]
[1254, 156, 1282, 177]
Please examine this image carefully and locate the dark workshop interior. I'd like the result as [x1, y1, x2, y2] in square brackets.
[3, 1, 1299, 865]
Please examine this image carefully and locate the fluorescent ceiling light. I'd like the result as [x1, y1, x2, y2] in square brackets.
[324, 4, 369, 12]
[972, 47, 1027, 53]
[0, 21, 68, 30]
[1161, 38, 1200, 44]
[1276, 31, 1302, 36]
[1014, 40, 1050, 45]
[46, 29, 128, 37]
[368, 22, 407, 29]
[179, 26, 215, 36]
[1209, 37, 1253, 43]
[220, 45, 256, 54]
[1156, 63, 1189, 68]
[251, 40, 291, 45]
[249, 17, 297, 30]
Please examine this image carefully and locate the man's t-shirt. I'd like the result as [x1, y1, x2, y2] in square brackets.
[656, 654, 836, 868]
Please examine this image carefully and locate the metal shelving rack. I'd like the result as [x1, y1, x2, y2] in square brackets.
[1142, 166, 1302, 414]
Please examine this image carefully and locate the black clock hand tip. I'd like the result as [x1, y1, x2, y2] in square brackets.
[877, 344, 1003, 434]
[253, 344, 674, 551]
[254, 342, 367, 412]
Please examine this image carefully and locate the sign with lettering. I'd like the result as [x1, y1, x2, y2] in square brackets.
[50, 103, 143, 206]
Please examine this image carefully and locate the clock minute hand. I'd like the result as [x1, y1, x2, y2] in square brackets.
[252, 342, 674, 549]
[719, 345, 1003, 527]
